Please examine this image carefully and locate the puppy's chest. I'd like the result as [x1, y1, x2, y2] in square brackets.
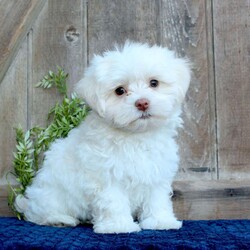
[110, 139, 173, 184]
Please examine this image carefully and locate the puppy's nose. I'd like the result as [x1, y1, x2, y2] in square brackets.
[135, 98, 150, 111]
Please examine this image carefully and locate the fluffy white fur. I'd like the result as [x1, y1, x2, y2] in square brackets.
[15, 42, 191, 234]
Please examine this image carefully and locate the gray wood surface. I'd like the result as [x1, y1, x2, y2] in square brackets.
[159, 0, 217, 180]
[1, 180, 249, 219]
[213, 0, 250, 179]
[173, 180, 250, 220]
[0, 38, 28, 183]
[30, 0, 87, 127]
[88, 0, 160, 55]
[0, 0, 45, 84]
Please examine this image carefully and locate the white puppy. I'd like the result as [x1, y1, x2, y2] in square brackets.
[15, 42, 191, 234]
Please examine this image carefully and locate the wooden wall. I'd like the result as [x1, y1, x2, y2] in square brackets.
[0, 0, 249, 219]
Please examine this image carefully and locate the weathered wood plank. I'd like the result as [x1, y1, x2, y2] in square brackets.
[30, 0, 87, 127]
[1, 181, 249, 218]
[173, 180, 250, 220]
[88, 0, 160, 56]
[0, 0, 45, 84]
[159, 0, 216, 180]
[213, 0, 250, 179]
[175, 196, 250, 220]
[0, 38, 28, 184]
[88, 0, 216, 180]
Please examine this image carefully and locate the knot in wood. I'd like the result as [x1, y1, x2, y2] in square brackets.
[65, 26, 79, 43]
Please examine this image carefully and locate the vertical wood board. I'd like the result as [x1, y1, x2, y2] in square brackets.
[159, 0, 216, 180]
[88, 0, 160, 57]
[213, 0, 250, 179]
[0, 38, 28, 184]
[30, 0, 87, 127]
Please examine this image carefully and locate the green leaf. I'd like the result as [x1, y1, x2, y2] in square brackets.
[24, 131, 30, 142]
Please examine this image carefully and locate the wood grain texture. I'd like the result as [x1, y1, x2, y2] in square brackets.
[0, 38, 28, 183]
[88, 0, 160, 57]
[1, 181, 249, 218]
[30, 0, 87, 127]
[213, 0, 250, 179]
[159, 0, 216, 180]
[88, 0, 216, 180]
[173, 180, 250, 220]
[0, 0, 45, 84]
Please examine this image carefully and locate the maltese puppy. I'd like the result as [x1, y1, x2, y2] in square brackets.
[15, 42, 191, 234]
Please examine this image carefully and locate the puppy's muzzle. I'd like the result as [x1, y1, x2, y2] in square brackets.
[135, 98, 150, 112]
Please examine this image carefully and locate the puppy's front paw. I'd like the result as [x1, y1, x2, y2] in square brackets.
[94, 220, 141, 234]
[140, 217, 182, 230]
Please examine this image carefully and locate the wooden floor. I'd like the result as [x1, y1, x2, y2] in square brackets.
[1, 180, 250, 219]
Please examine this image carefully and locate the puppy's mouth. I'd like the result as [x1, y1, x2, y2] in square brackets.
[139, 113, 152, 120]
[128, 112, 154, 126]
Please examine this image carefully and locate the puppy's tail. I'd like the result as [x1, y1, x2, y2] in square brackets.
[15, 195, 28, 214]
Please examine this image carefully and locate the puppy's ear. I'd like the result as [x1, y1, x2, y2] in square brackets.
[75, 76, 105, 117]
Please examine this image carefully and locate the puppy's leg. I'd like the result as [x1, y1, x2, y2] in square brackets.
[139, 186, 182, 230]
[15, 190, 80, 227]
[45, 214, 79, 227]
[92, 186, 140, 234]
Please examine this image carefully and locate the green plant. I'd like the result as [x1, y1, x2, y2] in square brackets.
[36, 66, 68, 95]
[7, 67, 89, 218]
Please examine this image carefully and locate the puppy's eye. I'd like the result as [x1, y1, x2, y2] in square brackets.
[115, 87, 126, 96]
[150, 79, 159, 88]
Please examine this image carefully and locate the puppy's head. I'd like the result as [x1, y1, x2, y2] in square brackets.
[76, 42, 191, 132]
